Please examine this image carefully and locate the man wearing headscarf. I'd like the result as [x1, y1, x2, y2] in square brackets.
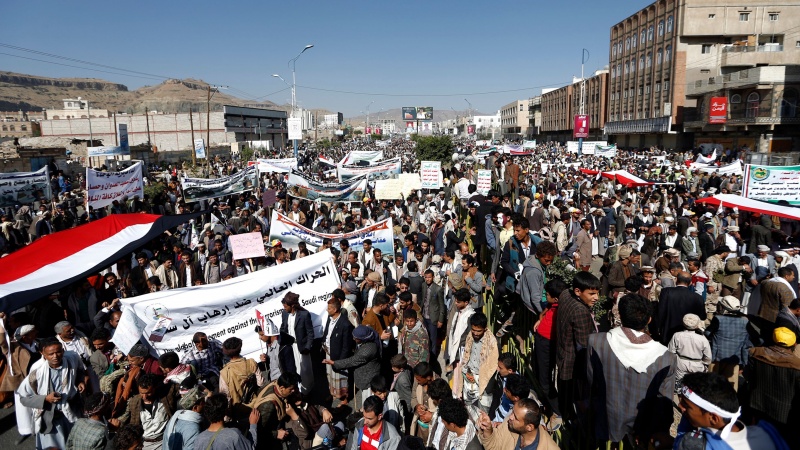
[668, 314, 712, 390]
[0, 324, 40, 443]
[279, 292, 315, 395]
[323, 325, 381, 410]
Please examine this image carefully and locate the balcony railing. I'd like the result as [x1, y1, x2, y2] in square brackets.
[722, 44, 784, 53]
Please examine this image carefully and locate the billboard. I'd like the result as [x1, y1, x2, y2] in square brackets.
[467, 125, 476, 135]
[573, 114, 590, 139]
[709, 97, 728, 124]
[402, 107, 417, 120]
[194, 138, 206, 159]
[288, 117, 302, 140]
[416, 107, 433, 120]
[117, 123, 130, 152]
[405, 121, 416, 133]
[418, 120, 433, 135]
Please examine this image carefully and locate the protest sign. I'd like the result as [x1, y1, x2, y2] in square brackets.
[743, 164, 800, 204]
[338, 158, 402, 182]
[181, 166, 257, 202]
[287, 170, 367, 203]
[262, 189, 277, 207]
[250, 158, 298, 173]
[86, 162, 144, 209]
[111, 307, 148, 355]
[228, 232, 266, 260]
[339, 150, 384, 165]
[269, 211, 394, 256]
[476, 170, 492, 196]
[523, 140, 537, 149]
[194, 139, 206, 159]
[595, 144, 618, 158]
[420, 161, 441, 189]
[117, 251, 339, 359]
[566, 141, 608, 154]
[0, 167, 51, 208]
[373, 173, 421, 200]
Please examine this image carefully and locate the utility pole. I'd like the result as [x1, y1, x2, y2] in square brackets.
[207, 86, 211, 171]
[578, 49, 589, 156]
[87, 100, 93, 147]
[145, 106, 151, 150]
[189, 108, 196, 166]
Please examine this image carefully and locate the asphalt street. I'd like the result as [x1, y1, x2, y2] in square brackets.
[0, 405, 35, 449]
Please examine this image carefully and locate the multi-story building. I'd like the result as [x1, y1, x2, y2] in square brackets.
[527, 96, 542, 139]
[500, 99, 530, 139]
[45, 98, 110, 120]
[606, 0, 800, 152]
[322, 113, 344, 128]
[541, 72, 608, 142]
[473, 112, 501, 138]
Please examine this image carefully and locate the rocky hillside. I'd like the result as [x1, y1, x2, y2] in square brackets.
[0, 71, 280, 114]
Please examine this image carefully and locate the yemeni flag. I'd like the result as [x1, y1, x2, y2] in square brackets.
[0, 213, 201, 312]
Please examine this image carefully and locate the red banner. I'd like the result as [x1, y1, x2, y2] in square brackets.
[709, 97, 728, 124]
[573, 114, 590, 139]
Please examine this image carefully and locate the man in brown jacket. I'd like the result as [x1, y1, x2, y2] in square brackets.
[757, 267, 797, 340]
[574, 219, 594, 272]
[504, 159, 521, 202]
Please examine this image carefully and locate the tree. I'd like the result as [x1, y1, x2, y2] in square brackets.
[240, 146, 255, 163]
[413, 135, 454, 163]
[353, 130, 363, 136]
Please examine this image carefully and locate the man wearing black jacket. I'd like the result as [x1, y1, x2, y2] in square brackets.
[323, 296, 354, 405]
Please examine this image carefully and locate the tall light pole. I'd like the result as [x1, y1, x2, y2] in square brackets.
[578, 49, 589, 156]
[288, 44, 314, 157]
[207, 85, 227, 174]
[365, 101, 374, 139]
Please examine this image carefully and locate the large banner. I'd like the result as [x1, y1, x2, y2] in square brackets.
[0, 167, 51, 208]
[339, 151, 384, 166]
[691, 161, 743, 176]
[338, 158, 402, 182]
[595, 144, 618, 158]
[743, 164, 800, 204]
[115, 251, 338, 359]
[567, 141, 608, 154]
[86, 162, 144, 209]
[502, 145, 533, 156]
[420, 161, 441, 189]
[523, 140, 537, 149]
[88, 146, 129, 158]
[181, 166, 257, 203]
[269, 211, 393, 256]
[287, 170, 367, 203]
[251, 158, 298, 173]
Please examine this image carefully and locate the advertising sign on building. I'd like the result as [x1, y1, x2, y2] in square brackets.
[402, 107, 417, 120]
[405, 121, 416, 133]
[194, 139, 206, 159]
[288, 118, 303, 140]
[573, 114, 590, 139]
[467, 125, 476, 135]
[418, 121, 433, 136]
[365, 127, 372, 134]
[743, 164, 800, 205]
[709, 97, 728, 124]
[416, 107, 434, 120]
[117, 123, 130, 153]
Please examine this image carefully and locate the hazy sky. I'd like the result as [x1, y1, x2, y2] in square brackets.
[1, 0, 646, 117]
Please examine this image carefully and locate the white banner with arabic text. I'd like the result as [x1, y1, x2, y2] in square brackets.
[87, 162, 144, 209]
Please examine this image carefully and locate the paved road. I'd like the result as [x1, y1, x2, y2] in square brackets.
[0, 405, 35, 450]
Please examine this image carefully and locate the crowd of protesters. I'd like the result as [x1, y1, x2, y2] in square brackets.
[0, 136, 797, 450]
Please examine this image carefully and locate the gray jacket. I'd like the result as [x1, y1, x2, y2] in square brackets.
[347, 418, 401, 450]
[333, 341, 381, 390]
[518, 255, 545, 314]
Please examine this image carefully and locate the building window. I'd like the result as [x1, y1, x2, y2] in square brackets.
[701, 69, 710, 74]
[1, 125, 6, 131]
[20, 124, 27, 131]
[646, 52, 652, 68]
[739, 12, 749, 21]
[638, 86, 643, 95]
[630, 58, 636, 73]
[730, 94, 742, 104]
[796, 41, 800, 48]
[702, 44, 712, 54]
[648, 26, 654, 41]
[613, 45, 617, 58]
[624, 62, 629, 74]
[9, 125, 14, 131]
[746, 92, 760, 117]
[624, 90, 628, 99]
[625, 38, 630, 51]
[665, 45, 672, 62]
[645, 85, 651, 94]
[641, 30, 646, 45]
[769, 13, 779, 21]
[656, 82, 661, 92]
[667, 16, 674, 32]
[612, 66, 616, 78]
[639, 56, 645, 69]
[657, 48, 663, 65]
[632, 34, 637, 48]
[664, 80, 670, 91]
[658, 20, 664, 37]
[781, 89, 798, 118]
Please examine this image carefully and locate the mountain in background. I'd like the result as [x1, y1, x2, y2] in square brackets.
[0, 71, 283, 114]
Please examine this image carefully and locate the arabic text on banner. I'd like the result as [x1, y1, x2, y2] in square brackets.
[476, 170, 492, 196]
[250, 158, 298, 173]
[339, 150, 384, 166]
[116, 251, 339, 359]
[338, 158, 402, 182]
[420, 161, 441, 190]
[595, 144, 618, 158]
[86, 162, 144, 209]
[0, 166, 51, 208]
[181, 166, 257, 203]
[566, 141, 608, 154]
[88, 146, 130, 158]
[287, 170, 367, 203]
[268, 211, 394, 256]
[743, 164, 800, 205]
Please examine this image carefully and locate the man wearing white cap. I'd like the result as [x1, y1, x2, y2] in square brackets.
[754, 245, 777, 279]
[681, 227, 702, 262]
[717, 226, 741, 260]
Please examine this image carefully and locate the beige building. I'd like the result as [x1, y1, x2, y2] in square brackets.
[541, 71, 609, 142]
[606, 0, 800, 151]
[45, 98, 110, 120]
[500, 99, 530, 139]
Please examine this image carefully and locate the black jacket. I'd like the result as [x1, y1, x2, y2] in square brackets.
[656, 286, 707, 345]
[323, 314, 354, 361]
[280, 309, 315, 354]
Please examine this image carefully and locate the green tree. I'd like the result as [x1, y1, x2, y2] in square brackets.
[412, 135, 454, 163]
[240, 146, 255, 162]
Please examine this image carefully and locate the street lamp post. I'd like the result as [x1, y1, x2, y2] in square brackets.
[365, 101, 374, 140]
[288, 44, 314, 158]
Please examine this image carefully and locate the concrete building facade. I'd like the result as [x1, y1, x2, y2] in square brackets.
[606, 0, 800, 151]
[541, 72, 608, 142]
[39, 106, 288, 152]
[500, 99, 530, 139]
